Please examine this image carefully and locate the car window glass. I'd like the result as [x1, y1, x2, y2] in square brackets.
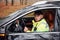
[7, 8, 56, 33]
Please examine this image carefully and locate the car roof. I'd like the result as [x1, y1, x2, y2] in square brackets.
[32, 1, 60, 6]
[0, 1, 60, 27]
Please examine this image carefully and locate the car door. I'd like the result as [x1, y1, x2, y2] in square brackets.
[6, 7, 60, 40]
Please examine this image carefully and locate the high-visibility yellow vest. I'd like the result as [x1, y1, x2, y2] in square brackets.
[26, 19, 49, 32]
[32, 19, 49, 32]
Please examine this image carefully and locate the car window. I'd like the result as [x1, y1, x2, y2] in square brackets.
[6, 8, 56, 33]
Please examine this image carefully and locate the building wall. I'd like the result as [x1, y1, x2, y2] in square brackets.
[0, 0, 43, 18]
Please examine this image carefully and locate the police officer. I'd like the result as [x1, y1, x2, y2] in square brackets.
[24, 10, 49, 32]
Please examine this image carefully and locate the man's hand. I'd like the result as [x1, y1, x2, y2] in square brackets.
[24, 27, 28, 32]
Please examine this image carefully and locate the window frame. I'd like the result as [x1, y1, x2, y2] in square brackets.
[6, 8, 58, 34]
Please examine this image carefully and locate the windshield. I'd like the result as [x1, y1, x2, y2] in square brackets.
[0, 9, 23, 26]
[0, 13, 15, 26]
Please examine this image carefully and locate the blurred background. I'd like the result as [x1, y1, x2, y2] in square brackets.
[0, 0, 60, 18]
[0, 0, 42, 18]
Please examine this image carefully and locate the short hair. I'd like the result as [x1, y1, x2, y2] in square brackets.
[34, 10, 43, 15]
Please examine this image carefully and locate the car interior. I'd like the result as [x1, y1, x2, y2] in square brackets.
[7, 8, 56, 33]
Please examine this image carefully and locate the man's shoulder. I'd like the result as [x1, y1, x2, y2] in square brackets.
[41, 19, 47, 24]
[41, 19, 46, 22]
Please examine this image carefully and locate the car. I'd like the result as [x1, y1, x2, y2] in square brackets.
[0, 1, 60, 40]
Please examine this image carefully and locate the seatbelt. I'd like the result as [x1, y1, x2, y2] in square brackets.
[34, 18, 44, 31]
[34, 23, 38, 31]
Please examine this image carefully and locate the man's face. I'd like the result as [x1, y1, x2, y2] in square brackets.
[34, 14, 43, 22]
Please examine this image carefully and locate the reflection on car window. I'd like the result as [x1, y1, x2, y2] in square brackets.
[8, 19, 24, 33]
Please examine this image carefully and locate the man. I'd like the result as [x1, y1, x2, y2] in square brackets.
[24, 10, 49, 32]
